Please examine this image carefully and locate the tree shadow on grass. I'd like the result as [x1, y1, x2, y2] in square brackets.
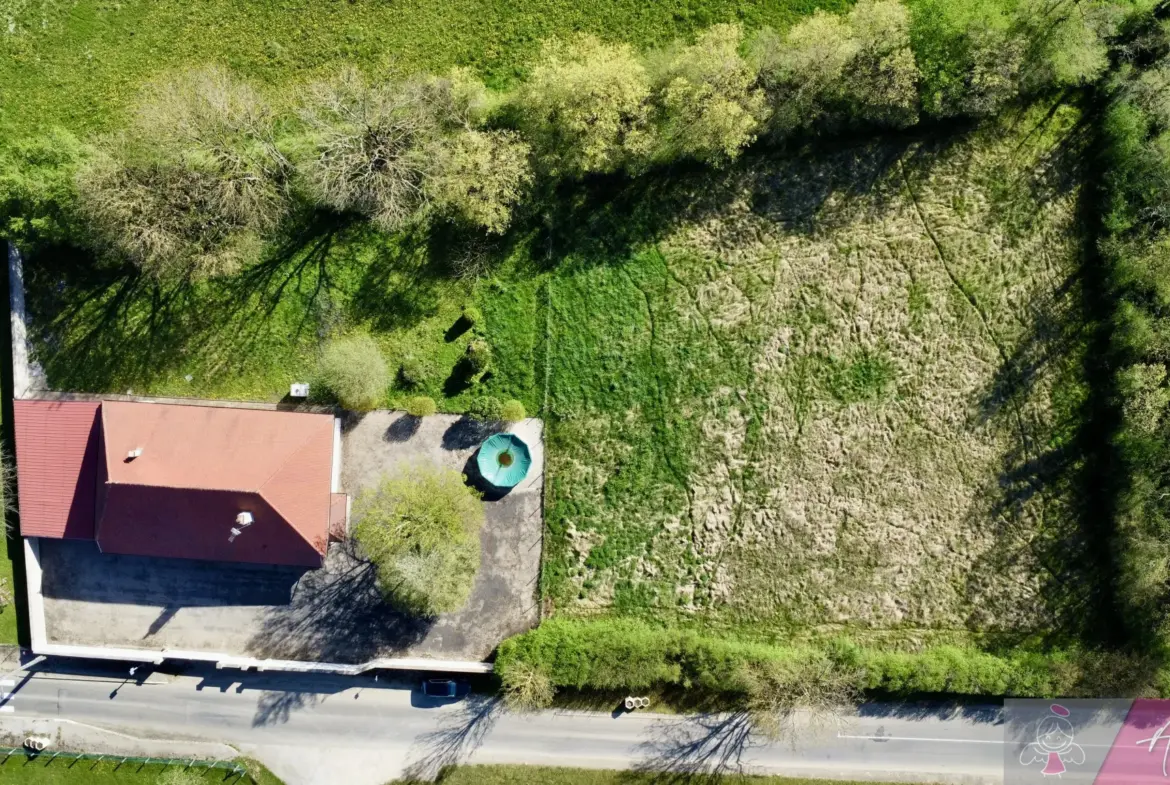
[962, 102, 1125, 654]
[24, 211, 356, 395]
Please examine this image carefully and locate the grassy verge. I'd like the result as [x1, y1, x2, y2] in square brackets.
[0, 755, 282, 784]
[393, 766, 939, 785]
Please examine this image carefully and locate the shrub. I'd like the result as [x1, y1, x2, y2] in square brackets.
[405, 395, 437, 417]
[399, 356, 426, 388]
[652, 24, 769, 165]
[427, 129, 532, 233]
[501, 399, 527, 422]
[467, 395, 504, 422]
[499, 659, 555, 712]
[465, 338, 493, 374]
[461, 304, 484, 328]
[0, 128, 87, 246]
[317, 334, 389, 411]
[352, 466, 484, 616]
[297, 68, 441, 232]
[517, 35, 654, 176]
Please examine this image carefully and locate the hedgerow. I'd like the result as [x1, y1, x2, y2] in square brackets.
[1098, 11, 1170, 663]
[1, 0, 1130, 272]
[495, 618, 1160, 705]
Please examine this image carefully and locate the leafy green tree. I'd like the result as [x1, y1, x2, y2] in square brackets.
[653, 24, 769, 164]
[752, 14, 856, 134]
[1016, 0, 1110, 91]
[427, 129, 532, 233]
[317, 334, 389, 411]
[842, 0, 921, 127]
[911, 0, 1023, 117]
[352, 466, 484, 616]
[517, 35, 654, 176]
[0, 128, 87, 247]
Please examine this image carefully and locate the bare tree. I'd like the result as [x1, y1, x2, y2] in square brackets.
[738, 657, 860, 742]
[76, 66, 289, 279]
[498, 659, 555, 711]
[298, 68, 442, 232]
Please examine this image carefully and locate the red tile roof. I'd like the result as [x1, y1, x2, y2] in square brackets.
[96, 401, 333, 567]
[14, 399, 337, 567]
[13, 400, 100, 539]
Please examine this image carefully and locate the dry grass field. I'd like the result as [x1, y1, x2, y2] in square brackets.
[543, 104, 1106, 647]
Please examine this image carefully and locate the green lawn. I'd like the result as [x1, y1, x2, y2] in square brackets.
[395, 766, 941, 784]
[0, 0, 850, 139]
[22, 103, 1106, 651]
[0, 531, 17, 646]
[0, 756, 281, 784]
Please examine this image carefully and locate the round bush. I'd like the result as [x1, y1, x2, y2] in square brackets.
[399, 356, 426, 388]
[405, 395, 437, 417]
[462, 304, 484, 327]
[317, 334, 389, 411]
[465, 338, 493, 373]
[501, 399, 527, 422]
[467, 395, 504, 422]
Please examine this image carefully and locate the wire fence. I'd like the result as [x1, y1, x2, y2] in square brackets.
[0, 745, 247, 777]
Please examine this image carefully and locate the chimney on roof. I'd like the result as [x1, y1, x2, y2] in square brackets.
[126, 447, 143, 460]
[228, 511, 254, 543]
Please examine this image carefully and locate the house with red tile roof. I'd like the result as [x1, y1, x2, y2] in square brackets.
[13, 399, 346, 568]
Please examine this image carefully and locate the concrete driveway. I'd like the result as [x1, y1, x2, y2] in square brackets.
[37, 412, 544, 664]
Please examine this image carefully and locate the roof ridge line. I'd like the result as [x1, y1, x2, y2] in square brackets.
[259, 490, 328, 556]
[255, 426, 321, 496]
[103, 480, 259, 493]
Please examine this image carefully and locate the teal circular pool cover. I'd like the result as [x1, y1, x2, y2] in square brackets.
[476, 433, 532, 489]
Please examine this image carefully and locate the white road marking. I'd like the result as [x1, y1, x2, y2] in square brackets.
[0, 706, 15, 713]
[837, 734, 1001, 744]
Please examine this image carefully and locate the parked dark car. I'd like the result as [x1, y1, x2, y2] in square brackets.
[422, 678, 458, 698]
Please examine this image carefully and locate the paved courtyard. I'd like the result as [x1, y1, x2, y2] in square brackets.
[37, 413, 544, 663]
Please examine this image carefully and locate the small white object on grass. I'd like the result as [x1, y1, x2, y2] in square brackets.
[290, 382, 310, 398]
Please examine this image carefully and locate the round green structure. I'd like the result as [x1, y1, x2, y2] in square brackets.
[476, 433, 532, 489]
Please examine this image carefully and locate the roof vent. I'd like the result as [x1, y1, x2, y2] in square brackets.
[126, 448, 143, 460]
[229, 511, 254, 543]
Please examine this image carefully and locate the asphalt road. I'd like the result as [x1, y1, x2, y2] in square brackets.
[0, 661, 1007, 784]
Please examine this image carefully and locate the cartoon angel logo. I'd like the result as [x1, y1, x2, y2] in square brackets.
[1020, 704, 1086, 777]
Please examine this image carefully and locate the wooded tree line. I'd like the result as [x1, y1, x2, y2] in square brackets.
[1098, 6, 1170, 674]
[0, 0, 1123, 280]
